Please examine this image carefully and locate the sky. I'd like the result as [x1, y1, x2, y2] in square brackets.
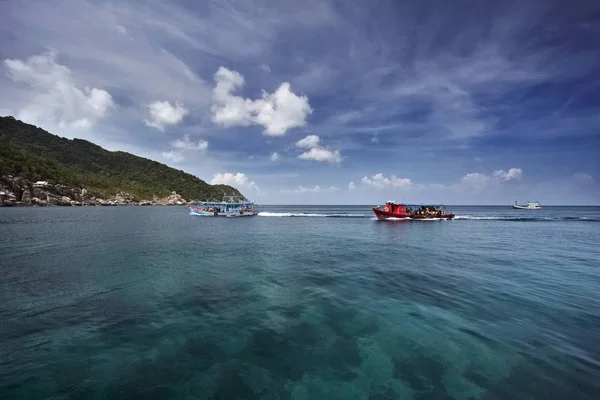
[1, 0, 599, 205]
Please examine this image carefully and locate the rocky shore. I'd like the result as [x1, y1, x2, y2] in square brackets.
[0, 175, 195, 207]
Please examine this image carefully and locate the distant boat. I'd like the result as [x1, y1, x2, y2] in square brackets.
[372, 201, 455, 220]
[189, 195, 257, 217]
[512, 201, 541, 210]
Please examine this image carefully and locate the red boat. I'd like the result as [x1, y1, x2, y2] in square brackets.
[372, 201, 454, 220]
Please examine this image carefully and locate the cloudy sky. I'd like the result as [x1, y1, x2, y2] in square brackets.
[1, 0, 599, 204]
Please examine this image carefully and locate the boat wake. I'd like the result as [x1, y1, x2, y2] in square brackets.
[258, 212, 368, 218]
[455, 215, 599, 222]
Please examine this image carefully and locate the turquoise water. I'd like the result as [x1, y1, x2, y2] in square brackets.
[1, 205, 599, 399]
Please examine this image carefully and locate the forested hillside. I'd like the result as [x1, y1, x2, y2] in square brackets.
[0, 116, 242, 201]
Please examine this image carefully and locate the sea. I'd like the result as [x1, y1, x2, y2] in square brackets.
[1, 205, 599, 400]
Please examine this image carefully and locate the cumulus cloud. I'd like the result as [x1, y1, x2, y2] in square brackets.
[161, 150, 184, 163]
[348, 182, 356, 190]
[362, 173, 413, 189]
[298, 147, 342, 164]
[461, 172, 490, 187]
[462, 167, 524, 187]
[3, 50, 114, 130]
[296, 134, 320, 149]
[210, 172, 260, 192]
[210, 66, 312, 136]
[493, 168, 523, 181]
[573, 172, 593, 182]
[270, 152, 280, 162]
[144, 100, 188, 131]
[281, 185, 339, 194]
[295, 134, 342, 164]
[170, 135, 208, 151]
[161, 134, 207, 163]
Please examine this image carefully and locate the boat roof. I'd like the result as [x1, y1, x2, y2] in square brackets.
[384, 202, 447, 207]
[197, 195, 254, 205]
[198, 200, 254, 205]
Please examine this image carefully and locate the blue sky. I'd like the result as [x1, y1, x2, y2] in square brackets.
[1, 0, 599, 204]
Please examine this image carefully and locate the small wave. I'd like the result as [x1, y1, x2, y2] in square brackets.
[257, 212, 368, 218]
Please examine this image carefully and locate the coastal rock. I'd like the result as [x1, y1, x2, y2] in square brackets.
[153, 190, 187, 205]
[46, 193, 60, 206]
[30, 197, 48, 206]
[0, 189, 17, 206]
[21, 188, 32, 204]
[105, 192, 136, 206]
[1, 175, 198, 207]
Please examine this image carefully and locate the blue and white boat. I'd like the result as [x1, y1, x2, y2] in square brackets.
[189, 195, 257, 217]
[512, 201, 542, 210]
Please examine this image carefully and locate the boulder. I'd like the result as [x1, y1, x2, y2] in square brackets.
[46, 193, 60, 205]
[61, 196, 73, 206]
[21, 188, 32, 204]
[30, 197, 48, 206]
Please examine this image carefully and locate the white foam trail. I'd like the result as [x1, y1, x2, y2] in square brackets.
[258, 212, 321, 217]
[454, 215, 497, 220]
[257, 212, 366, 218]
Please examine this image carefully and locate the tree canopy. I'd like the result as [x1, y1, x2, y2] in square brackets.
[0, 116, 243, 201]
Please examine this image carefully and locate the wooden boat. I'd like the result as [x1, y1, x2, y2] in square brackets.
[189, 195, 257, 217]
[372, 201, 454, 220]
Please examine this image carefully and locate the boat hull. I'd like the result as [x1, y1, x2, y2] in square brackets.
[372, 208, 454, 220]
[512, 205, 541, 210]
[189, 208, 257, 217]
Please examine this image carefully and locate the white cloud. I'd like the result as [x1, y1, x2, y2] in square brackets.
[161, 150, 184, 163]
[493, 168, 523, 181]
[298, 147, 342, 164]
[296, 134, 320, 149]
[348, 182, 356, 190]
[210, 66, 312, 136]
[3, 50, 114, 130]
[259, 63, 271, 73]
[211, 172, 259, 192]
[362, 173, 413, 189]
[270, 152, 280, 162]
[573, 172, 593, 182]
[462, 167, 524, 187]
[295, 134, 342, 164]
[161, 134, 207, 163]
[461, 172, 490, 187]
[170, 135, 208, 151]
[282, 185, 339, 194]
[144, 100, 188, 131]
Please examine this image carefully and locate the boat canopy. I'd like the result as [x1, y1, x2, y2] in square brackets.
[198, 195, 254, 206]
[199, 201, 254, 206]
[383, 202, 448, 208]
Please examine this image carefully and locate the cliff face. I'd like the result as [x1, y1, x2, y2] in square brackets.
[0, 116, 244, 202]
[0, 175, 194, 206]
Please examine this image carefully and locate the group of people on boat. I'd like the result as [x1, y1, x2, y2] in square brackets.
[409, 206, 445, 216]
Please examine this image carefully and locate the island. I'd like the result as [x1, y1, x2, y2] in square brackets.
[0, 116, 243, 206]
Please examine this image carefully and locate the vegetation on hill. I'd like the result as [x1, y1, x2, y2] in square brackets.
[0, 116, 243, 201]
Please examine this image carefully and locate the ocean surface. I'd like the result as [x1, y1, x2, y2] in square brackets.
[1, 205, 600, 400]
